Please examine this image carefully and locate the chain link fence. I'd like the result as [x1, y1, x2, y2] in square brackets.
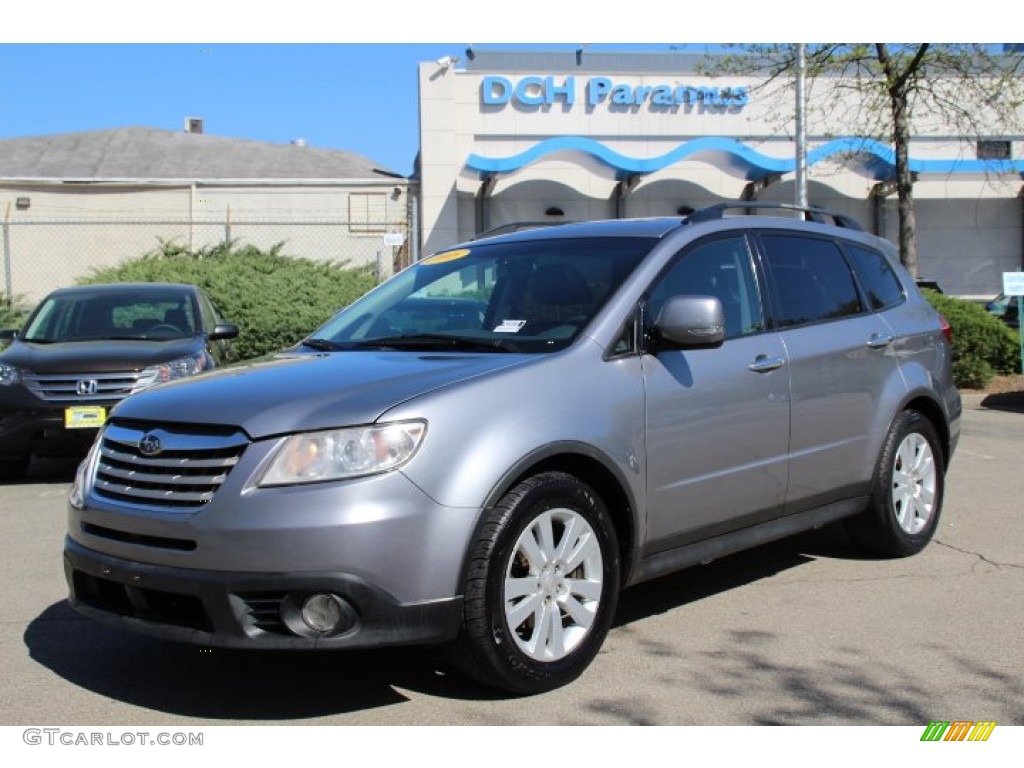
[2, 217, 412, 306]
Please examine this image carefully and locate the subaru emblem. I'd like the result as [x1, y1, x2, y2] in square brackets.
[138, 434, 162, 456]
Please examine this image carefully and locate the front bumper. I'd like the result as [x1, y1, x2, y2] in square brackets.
[0, 402, 107, 459]
[64, 537, 464, 650]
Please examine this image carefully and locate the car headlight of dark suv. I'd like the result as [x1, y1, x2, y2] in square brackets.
[0, 362, 21, 386]
[141, 352, 207, 385]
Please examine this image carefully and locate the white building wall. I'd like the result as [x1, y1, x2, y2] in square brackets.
[1, 180, 410, 302]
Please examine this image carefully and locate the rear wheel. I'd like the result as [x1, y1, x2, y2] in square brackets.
[447, 471, 620, 694]
[847, 409, 945, 556]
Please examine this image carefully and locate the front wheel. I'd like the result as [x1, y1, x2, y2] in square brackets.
[447, 471, 620, 694]
[847, 409, 945, 557]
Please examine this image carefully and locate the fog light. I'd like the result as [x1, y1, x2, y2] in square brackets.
[301, 593, 345, 633]
[279, 591, 358, 637]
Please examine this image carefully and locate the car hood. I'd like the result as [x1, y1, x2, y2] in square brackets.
[110, 351, 536, 439]
[1, 338, 201, 373]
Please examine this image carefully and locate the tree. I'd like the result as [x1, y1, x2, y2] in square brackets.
[708, 44, 1024, 276]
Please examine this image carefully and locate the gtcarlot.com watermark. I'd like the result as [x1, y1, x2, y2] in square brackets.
[23, 728, 203, 747]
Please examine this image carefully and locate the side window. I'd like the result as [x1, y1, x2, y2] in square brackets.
[844, 243, 905, 311]
[761, 234, 864, 328]
[199, 293, 221, 329]
[648, 236, 764, 340]
[608, 313, 638, 358]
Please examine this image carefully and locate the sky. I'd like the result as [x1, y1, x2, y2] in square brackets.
[0, 4, 1003, 178]
[0, 43, 468, 176]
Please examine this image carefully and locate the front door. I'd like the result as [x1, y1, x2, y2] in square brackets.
[642, 234, 791, 553]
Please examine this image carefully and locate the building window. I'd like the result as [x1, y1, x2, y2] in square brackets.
[349, 193, 388, 234]
[977, 140, 1011, 160]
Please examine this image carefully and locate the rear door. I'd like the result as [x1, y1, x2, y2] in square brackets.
[757, 232, 904, 514]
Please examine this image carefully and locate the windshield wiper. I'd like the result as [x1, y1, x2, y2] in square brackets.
[301, 337, 350, 351]
[356, 333, 516, 353]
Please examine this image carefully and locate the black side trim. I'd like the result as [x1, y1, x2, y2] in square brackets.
[481, 440, 638, 512]
[631, 497, 868, 586]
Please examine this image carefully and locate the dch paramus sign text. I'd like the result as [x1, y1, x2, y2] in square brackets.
[481, 76, 749, 111]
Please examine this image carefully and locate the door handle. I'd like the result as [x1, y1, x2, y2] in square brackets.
[866, 333, 895, 349]
[749, 355, 785, 373]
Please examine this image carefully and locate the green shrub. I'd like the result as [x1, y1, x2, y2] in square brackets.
[78, 240, 380, 360]
[951, 357, 994, 390]
[924, 290, 1021, 388]
[0, 293, 32, 330]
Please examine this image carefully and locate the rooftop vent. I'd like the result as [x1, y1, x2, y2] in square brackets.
[184, 117, 204, 134]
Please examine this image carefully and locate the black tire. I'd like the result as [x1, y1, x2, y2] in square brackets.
[0, 454, 30, 482]
[447, 471, 620, 694]
[846, 409, 945, 557]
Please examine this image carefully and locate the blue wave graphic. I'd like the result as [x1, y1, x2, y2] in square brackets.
[466, 136, 1024, 180]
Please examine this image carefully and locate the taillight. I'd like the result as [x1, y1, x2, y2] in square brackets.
[939, 315, 953, 344]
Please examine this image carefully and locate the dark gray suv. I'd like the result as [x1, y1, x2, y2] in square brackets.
[0, 282, 239, 479]
[64, 204, 960, 694]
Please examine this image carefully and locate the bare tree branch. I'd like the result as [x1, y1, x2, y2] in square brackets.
[706, 44, 1024, 273]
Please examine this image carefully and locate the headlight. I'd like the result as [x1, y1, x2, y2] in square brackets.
[0, 362, 20, 386]
[69, 435, 102, 509]
[141, 353, 207, 385]
[257, 421, 427, 486]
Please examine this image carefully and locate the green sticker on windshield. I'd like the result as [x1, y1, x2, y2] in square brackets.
[421, 248, 471, 265]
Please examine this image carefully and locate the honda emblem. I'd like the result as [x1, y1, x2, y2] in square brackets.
[76, 379, 99, 396]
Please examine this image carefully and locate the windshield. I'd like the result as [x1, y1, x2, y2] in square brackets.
[309, 237, 655, 353]
[22, 288, 198, 343]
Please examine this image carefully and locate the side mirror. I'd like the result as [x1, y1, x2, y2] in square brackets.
[208, 323, 239, 341]
[654, 296, 725, 348]
[0, 328, 18, 344]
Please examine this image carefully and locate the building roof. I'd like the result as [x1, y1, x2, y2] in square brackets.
[463, 49, 708, 75]
[0, 126, 404, 182]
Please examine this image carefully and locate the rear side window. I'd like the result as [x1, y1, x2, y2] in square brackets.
[761, 234, 864, 328]
[844, 243, 905, 311]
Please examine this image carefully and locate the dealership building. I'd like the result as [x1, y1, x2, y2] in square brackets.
[417, 49, 1024, 297]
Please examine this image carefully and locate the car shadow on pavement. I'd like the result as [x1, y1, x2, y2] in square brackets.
[0, 456, 80, 486]
[23, 601, 509, 721]
[615, 523, 872, 627]
[980, 390, 1024, 413]
[24, 525, 866, 720]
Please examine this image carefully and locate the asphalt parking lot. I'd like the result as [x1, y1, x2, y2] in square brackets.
[0, 397, 1021, 726]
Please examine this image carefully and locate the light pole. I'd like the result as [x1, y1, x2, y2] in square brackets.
[795, 43, 808, 210]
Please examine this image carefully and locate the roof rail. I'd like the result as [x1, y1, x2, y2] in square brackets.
[684, 202, 864, 231]
[471, 220, 571, 240]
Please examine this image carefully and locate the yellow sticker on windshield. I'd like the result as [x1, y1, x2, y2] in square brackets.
[421, 249, 471, 265]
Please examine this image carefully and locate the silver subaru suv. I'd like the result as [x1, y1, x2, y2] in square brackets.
[65, 203, 960, 694]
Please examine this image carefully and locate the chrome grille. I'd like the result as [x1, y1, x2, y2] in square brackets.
[93, 422, 248, 510]
[23, 369, 158, 403]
